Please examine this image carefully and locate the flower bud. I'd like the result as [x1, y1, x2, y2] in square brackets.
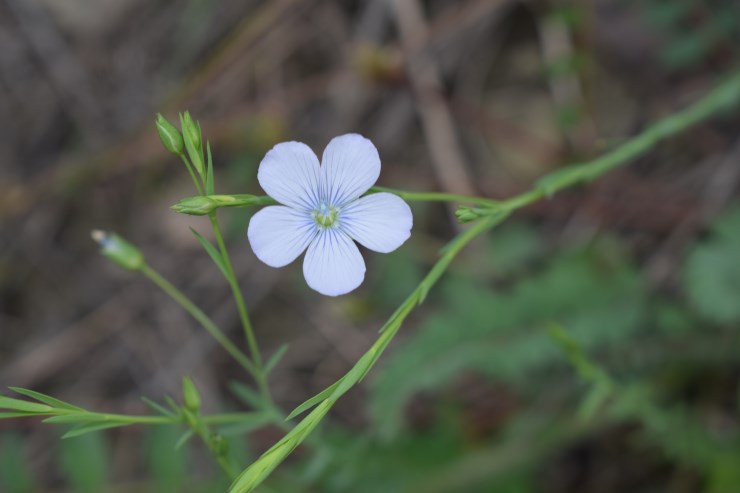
[454, 207, 481, 223]
[91, 230, 144, 271]
[181, 111, 202, 150]
[155, 114, 184, 155]
[182, 376, 201, 413]
[180, 111, 205, 176]
[171, 196, 218, 215]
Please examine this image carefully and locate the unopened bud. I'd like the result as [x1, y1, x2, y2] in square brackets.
[181, 111, 202, 150]
[180, 112, 204, 175]
[171, 196, 218, 215]
[91, 230, 144, 271]
[454, 207, 481, 223]
[155, 114, 184, 155]
[182, 377, 201, 413]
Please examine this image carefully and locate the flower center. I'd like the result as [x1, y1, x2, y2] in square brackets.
[312, 203, 339, 228]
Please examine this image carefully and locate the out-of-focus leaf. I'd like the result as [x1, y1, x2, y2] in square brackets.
[683, 206, 740, 323]
[58, 431, 108, 493]
[9, 388, 82, 411]
[371, 243, 646, 436]
[0, 433, 34, 493]
[146, 425, 188, 493]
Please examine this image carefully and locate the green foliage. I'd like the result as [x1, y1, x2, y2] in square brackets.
[146, 425, 189, 493]
[634, 0, 740, 71]
[58, 431, 109, 493]
[0, 433, 34, 493]
[371, 234, 646, 436]
[682, 206, 740, 323]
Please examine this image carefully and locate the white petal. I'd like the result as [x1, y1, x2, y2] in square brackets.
[303, 228, 365, 296]
[258, 141, 322, 211]
[320, 134, 380, 207]
[340, 193, 412, 253]
[248, 206, 317, 268]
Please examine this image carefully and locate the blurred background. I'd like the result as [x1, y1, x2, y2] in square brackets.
[2, 0, 740, 491]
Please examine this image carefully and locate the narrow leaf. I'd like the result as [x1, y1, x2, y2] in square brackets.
[286, 379, 343, 420]
[9, 387, 83, 411]
[44, 413, 107, 424]
[0, 412, 43, 419]
[164, 396, 180, 415]
[206, 141, 215, 195]
[264, 344, 289, 375]
[62, 422, 127, 439]
[0, 397, 52, 413]
[174, 429, 194, 450]
[216, 414, 273, 436]
[229, 382, 265, 410]
[142, 397, 177, 418]
[190, 228, 228, 278]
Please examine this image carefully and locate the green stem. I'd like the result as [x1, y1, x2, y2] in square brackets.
[185, 409, 236, 479]
[140, 264, 259, 379]
[180, 155, 205, 196]
[369, 186, 500, 206]
[208, 213, 273, 407]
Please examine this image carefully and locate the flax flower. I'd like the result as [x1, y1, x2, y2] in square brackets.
[248, 134, 412, 296]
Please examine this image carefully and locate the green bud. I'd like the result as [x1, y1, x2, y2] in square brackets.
[454, 207, 481, 223]
[182, 376, 201, 413]
[180, 111, 205, 176]
[171, 196, 218, 215]
[155, 113, 184, 155]
[181, 111, 202, 150]
[91, 230, 144, 271]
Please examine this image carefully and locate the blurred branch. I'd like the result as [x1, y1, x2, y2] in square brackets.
[390, 0, 476, 196]
[4, 0, 107, 140]
[456, 70, 740, 222]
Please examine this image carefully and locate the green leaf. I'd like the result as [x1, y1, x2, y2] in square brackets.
[216, 413, 273, 436]
[578, 382, 613, 420]
[0, 412, 40, 419]
[147, 425, 188, 493]
[142, 397, 177, 417]
[174, 429, 195, 450]
[264, 344, 289, 375]
[286, 379, 344, 420]
[58, 431, 108, 493]
[683, 207, 740, 323]
[0, 396, 52, 413]
[190, 228, 228, 278]
[164, 396, 180, 414]
[230, 382, 265, 410]
[62, 422, 128, 439]
[9, 387, 82, 411]
[370, 244, 645, 437]
[206, 141, 215, 195]
[0, 433, 34, 493]
[44, 413, 106, 424]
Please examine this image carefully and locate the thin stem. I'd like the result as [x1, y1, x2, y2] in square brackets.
[208, 213, 273, 407]
[93, 414, 177, 424]
[140, 264, 259, 378]
[370, 186, 500, 206]
[180, 155, 205, 196]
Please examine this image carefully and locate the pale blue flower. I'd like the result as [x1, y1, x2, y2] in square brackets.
[248, 134, 413, 296]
